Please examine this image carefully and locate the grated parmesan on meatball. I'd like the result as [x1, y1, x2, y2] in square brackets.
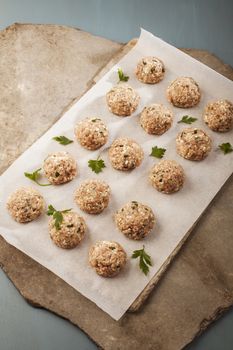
[7, 187, 45, 223]
[115, 201, 155, 240]
[89, 240, 127, 277]
[74, 117, 108, 150]
[106, 84, 140, 116]
[74, 179, 110, 214]
[49, 211, 86, 249]
[140, 103, 173, 135]
[43, 152, 77, 185]
[135, 56, 165, 84]
[167, 77, 201, 108]
[109, 137, 144, 171]
[203, 99, 233, 132]
[176, 128, 212, 161]
[149, 160, 185, 194]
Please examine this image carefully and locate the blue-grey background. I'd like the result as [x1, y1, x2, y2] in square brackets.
[0, 0, 233, 349]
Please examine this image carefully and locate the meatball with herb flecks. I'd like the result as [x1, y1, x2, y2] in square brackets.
[43, 152, 77, 185]
[7, 187, 45, 223]
[75, 117, 108, 150]
[149, 160, 184, 194]
[135, 56, 165, 84]
[106, 84, 140, 116]
[89, 241, 127, 277]
[115, 201, 155, 240]
[176, 128, 212, 161]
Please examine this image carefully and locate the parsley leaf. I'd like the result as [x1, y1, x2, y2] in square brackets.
[178, 116, 198, 124]
[52, 136, 73, 145]
[131, 246, 152, 276]
[46, 205, 72, 230]
[150, 146, 166, 159]
[218, 142, 233, 155]
[88, 159, 106, 174]
[24, 168, 51, 187]
[118, 68, 129, 82]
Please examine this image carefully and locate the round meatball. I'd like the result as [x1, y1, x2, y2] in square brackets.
[140, 103, 173, 135]
[149, 160, 184, 194]
[7, 187, 44, 223]
[89, 241, 127, 277]
[109, 138, 144, 171]
[49, 211, 86, 249]
[43, 152, 77, 185]
[74, 179, 110, 214]
[115, 201, 155, 240]
[106, 84, 140, 116]
[135, 56, 165, 84]
[203, 99, 233, 132]
[167, 77, 201, 108]
[176, 128, 212, 161]
[74, 117, 108, 150]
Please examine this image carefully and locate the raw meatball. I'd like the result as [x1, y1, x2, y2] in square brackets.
[176, 128, 212, 161]
[7, 187, 44, 223]
[140, 103, 173, 135]
[89, 241, 127, 277]
[149, 160, 184, 194]
[167, 77, 201, 108]
[43, 152, 77, 185]
[106, 84, 140, 116]
[135, 56, 165, 84]
[74, 117, 108, 150]
[115, 201, 155, 240]
[49, 211, 86, 249]
[74, 179, 110, 214]
[109, 138, 144, 171]
[203, 99, 233, 132]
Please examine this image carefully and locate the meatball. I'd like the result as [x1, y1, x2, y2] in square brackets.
[74, 117, 108, 150]
[7, 187, 44, 223]
[203, 99, 233, 132]
[43, 152, 77, 185]
[115, 201, 155, 240]
[176, 128, 212, 161]
[49, 211, 86, 249]
[135, 56, 165, 84]
[74, 179, 110, 214]
[109, 138, 144, 171]
[89, 241, 127, 277]
[149, 160, 184, 194]
[167, 77, 201, 108]
[106, 84, 140, 116]
[140, 103, 173, 135]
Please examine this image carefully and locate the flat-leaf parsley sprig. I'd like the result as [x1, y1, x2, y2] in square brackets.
[150, 146, 166, 159]
[24, 168, 51, 187]
[118, 68, 129, 82]
[131, 245, 152, 275]
[88, 156, 106, 174]
[178, 116, 197, 124]
[52, 136, 73, 145]
[218, 142, 233, 155]
[46, 205, 72, 230]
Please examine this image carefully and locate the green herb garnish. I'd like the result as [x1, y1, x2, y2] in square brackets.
[150, 146, 166, 159]
[118, 68, 129, 82]
[24, 168, 51, 186]
[88, 158, 106, 174]
[178, 116, 197, 124]
[218, 142, 233, 155]
[46, 205, 72, 230]
[52, 136, 73, 145]
[131, 246, 152, 276]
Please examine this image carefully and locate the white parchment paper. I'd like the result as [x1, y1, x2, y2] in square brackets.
[0, 29, 233, 320]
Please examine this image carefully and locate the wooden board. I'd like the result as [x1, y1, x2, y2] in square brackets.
[1, 24, 233, 350]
